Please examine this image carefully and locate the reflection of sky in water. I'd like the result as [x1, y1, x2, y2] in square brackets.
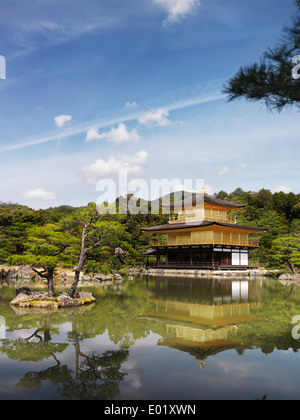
[0, 277, 300, 400]
[119, 343, 300, 400]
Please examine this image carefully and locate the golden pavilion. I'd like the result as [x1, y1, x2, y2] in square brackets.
[141, 193, 266, 270]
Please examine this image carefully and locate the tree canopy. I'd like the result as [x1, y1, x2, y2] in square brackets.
[223, 1, 300, 111]
[8, 223, 71, 295]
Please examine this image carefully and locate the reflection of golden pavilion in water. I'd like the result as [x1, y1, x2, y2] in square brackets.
[142, 279, 262, 368]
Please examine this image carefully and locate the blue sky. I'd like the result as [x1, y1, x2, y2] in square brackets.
[0, 0, 299, 209]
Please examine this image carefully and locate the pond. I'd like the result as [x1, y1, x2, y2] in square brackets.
[0, 275, 300, 400]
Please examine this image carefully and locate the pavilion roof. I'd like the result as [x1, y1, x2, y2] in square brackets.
[160, 193, 244, 210]
[141, 220, 267, 233]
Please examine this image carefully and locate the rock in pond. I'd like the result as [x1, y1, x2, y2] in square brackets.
[10, 291, 95, 309]
[16, 286, 31, 296]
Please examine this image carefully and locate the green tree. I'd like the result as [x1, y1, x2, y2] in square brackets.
[0, 207, 46, 261]
[272, 192, 299, 220]
[267, 235, 300, 273]
[9, 223, 71, 295]
[223, 2, 300, 111]
[251, 189, 273, 212]
[214, 190, 229, 201]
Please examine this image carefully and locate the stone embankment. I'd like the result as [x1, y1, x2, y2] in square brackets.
[2, 264, 297, 284]
[0, 265, 125, 285]
[141, 268, 279, 279]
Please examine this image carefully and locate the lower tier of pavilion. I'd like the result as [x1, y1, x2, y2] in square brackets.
[142, 220, 267, 271]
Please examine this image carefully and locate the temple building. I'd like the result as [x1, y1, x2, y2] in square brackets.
[141, 193, 267, 270]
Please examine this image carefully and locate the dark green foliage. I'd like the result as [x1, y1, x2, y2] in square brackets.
[223, 3, 300, 111]
[214, 188, 300, 271]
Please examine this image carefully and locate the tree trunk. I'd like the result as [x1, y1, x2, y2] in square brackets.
[68, 269, 81, 298]
[286, 257, 297, 274]
[68, 226, 87, 298]
[31, 266, 55, 296]
[47, 268, 55, 295]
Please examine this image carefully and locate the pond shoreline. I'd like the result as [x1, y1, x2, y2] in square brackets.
[0, 264, 126, 286]
[141, 267, 279, 279]
[1, 264, 297, 286]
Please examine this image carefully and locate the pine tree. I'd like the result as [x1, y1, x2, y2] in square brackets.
[223, 1, 300, 111]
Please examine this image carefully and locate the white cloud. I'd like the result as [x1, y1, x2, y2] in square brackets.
[54, 114, 72, 127]
[204, 184, 214, 195]
[85, 123, 140, 144]
[125, 101, 137, 108]
[238, 163, 247, 169]
[218, 166, 230, 176]
[138, 108, 171, 126]
[22, 188, 56, 201]
[273, 185, 293, 194]
[85, 127, 101, 142]
[153, 0, 200, 24]
[82, 150, 148, 185]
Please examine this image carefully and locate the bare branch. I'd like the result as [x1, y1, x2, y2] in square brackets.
[30, 266, 48, 279]
[53, 244, 69, 256]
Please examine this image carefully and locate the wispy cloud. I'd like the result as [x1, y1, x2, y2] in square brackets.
[8, 21, 111, 60]
[218, 166, 230, 176]
[238, 163, 247, 169]
[138, 108, 171, 126]
[0, 92, 223, 153]
[2, 1, 122, 59]
[54, 114, 72, 127]
[153, 0, 201, 24]
[125, 101, 137, 108]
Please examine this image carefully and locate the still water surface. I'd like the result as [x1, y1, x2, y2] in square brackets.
[1, 275, 300, 400]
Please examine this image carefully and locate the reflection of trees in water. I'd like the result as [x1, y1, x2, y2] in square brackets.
[0, 282, 158, 399]
[67, 314, 129, 400]
[16, 344, 128, 400]
[0, 312, 67, 362]
[0, 311, 129, 400]
[66, 349, 129, 400]
[228, 280, 300, 355]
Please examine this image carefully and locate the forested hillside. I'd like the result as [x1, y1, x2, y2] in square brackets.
[0, 187, 299, 274]
[214, 188, 300, 272]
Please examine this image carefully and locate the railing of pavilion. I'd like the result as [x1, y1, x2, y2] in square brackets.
[148, 261, 220, 269]
[147, 261, 252, 270]
[149, 238, 259, 248]
[168, 212, 237, 224]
